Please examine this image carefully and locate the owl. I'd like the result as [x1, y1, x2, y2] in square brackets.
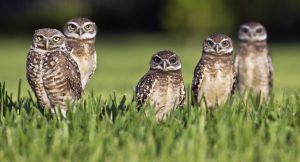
[63, 17, 97, 89]
[26, 28, 82, 116]
[135, 50, 186, 121]
[235, 22, 273, 101]
[192, 34, 236, 109]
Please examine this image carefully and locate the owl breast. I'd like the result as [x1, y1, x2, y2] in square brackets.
[148, 74, 183, 119]
[238, 47, 269, 94]
[26, 51, 52, 107]
[72, 52, 96, 88]
[68, 40, 96, 88]
[199, 62, 234, 107]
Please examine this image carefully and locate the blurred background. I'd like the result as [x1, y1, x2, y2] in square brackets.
[0, 0, 299, 98]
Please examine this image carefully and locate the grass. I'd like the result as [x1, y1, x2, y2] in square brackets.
[0, 35, 299, 161]
[0, 82, 299, 162]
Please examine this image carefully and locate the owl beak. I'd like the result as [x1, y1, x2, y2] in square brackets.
[78, 29, 83, 36]
[250, 32, 256, 39]
[215, 44, 220, 53]
[45, 40, 49, 50]
[161, 61, 167, 70]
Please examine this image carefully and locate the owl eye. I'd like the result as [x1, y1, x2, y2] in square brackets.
[242, 28, 249, 33]
[169, 57, 177, 63]
[153, 56, 161, 63]
[222, 40, 230, 47]
[36, 35, 43, 41]
[53, 36, 61, 42]
[85, 24, 92, 30]
[256, 28, 263, 33]
[68, 24, 77, 30]
[207, 40, 214, 46]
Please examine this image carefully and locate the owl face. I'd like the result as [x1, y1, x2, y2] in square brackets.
[150, 50, 182, 71]
[32, 28, 65, 50]
[238, 22, 267, 42]
[63, 17, 97, 40]
[203, 34, 233, 55]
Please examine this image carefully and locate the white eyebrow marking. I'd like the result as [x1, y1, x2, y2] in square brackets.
[82, 22, 94, 27]
[154, 54, 163, 59]
[67, 22, 79, 27]
[253, 25, 264, 30]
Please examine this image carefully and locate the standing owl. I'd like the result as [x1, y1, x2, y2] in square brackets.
[235, 22, 273, 101]
[135, 50, 186, 121]
[63, 17, 97, 89]
[192, 34, 236, 109]
[26, 28, 82, 115]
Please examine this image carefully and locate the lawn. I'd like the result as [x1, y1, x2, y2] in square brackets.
[0, 35, 299, 162]
[0, 35, 299, 98]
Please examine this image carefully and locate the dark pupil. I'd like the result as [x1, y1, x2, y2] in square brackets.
[153, 57, 161, 63]
[256, 28, 263, 33]
[223, 41, 228, 46]
[70, 24, 76, 29]
[169, 57, 177, 63]
[242, 28, 248, 33]
[86, 25, 91, 29]
[208, 41, 214, 46]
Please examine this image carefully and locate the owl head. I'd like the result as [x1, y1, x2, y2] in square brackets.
[150, 50, 182, 72]
[63, 17, 97, 40]
[238, 22, 267, 42]
[203, 34, 233, 55]
[32, 28, 66, 50]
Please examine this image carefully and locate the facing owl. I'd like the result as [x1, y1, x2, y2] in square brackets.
[135, 50, 186, 121]
[235, 22, 273, 101]
[192, 34, 236, 110]
[26, 28, 82, 115]
[63, 17, 97, 89]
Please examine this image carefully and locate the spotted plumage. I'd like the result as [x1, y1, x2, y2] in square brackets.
[136, 50, 186, 121]
[192, 34, 236, 109]
[26, 28, 82, 115]
[63, 17, 97, 89]
[235, 22, 273, 101]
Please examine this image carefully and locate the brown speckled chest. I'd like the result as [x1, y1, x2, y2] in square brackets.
[197, 54, 234, 108]
[148, 70, 185, 120]
[237, 42, 270, 97]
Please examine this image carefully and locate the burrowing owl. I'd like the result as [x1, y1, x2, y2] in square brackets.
[135, 50, 186, 121]
[26, 28, 82, 115]
[63, 17, 97, 89]
[235, 22, 273, 101]
[192, 34, 236, 109]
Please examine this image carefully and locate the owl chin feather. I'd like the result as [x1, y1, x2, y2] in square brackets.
[65, 32, 96, 40]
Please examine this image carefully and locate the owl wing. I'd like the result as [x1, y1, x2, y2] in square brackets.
[26, 51, 38, 93]
[191, 59, 204, 105]
[58, 49, 83, 99]
[88, 51, 97, 80]
[135, 72, 156, 109]
[234, 53, 240, 85]
[65, 49, 83, 99]
[178, 81, 186, 107]
[231, 71, 237, 94]
[267, 54, 273, 93]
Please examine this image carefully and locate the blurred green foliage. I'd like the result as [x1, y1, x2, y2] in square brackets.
[1, 0, 300, 36]
[25, 0, 91, 27]
[162, 0, 300, 36]
[162, 0, 234, 36]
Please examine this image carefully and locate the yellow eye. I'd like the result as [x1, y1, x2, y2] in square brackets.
[36, 35, 43, 41]
[53, 36, 60, 42]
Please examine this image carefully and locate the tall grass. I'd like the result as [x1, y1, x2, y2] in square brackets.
[0, 81, 299, 162]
